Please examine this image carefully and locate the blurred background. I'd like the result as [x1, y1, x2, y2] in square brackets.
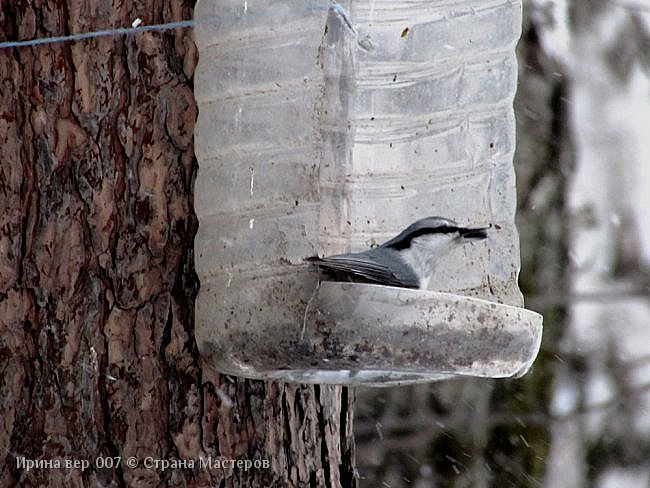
[354, 1, 650, 486]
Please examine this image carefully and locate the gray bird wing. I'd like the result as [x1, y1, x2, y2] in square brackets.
[307, 248, 420, 289]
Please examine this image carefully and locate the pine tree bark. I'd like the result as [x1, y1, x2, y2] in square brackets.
[0, 2, 355, 486]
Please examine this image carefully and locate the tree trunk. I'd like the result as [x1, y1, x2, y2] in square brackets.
[0, 2, 355, 486]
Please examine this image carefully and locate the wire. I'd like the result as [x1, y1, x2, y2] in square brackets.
[2, 0, 644, 52]
[0, 19, 197, 50]
[0, 2, 339, 51]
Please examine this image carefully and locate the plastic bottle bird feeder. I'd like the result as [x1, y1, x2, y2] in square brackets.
[193, 0, 542, 386]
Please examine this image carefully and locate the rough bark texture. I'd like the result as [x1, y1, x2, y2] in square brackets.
[0, 2, 355, 487]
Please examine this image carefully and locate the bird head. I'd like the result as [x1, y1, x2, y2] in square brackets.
[381, 217, 488, 250]
[381, 216, 489, 289]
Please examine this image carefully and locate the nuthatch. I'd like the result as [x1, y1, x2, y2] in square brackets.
[307, 216, 489, 290]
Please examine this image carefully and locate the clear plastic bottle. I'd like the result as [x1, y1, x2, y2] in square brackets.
[194, 0, 541, 385]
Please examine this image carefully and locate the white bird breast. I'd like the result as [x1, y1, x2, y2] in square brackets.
[398, 234, 461, 290]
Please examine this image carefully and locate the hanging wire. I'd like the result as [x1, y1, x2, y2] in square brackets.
[0, 2, 340, 51]
[0, 0, 645, 51]
[0, 19, 197, 50]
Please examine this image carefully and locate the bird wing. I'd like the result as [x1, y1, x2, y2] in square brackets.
[307, 249, 420, 288]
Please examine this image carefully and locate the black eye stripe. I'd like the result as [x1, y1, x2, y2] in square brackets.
[385, 226, 461, 250]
